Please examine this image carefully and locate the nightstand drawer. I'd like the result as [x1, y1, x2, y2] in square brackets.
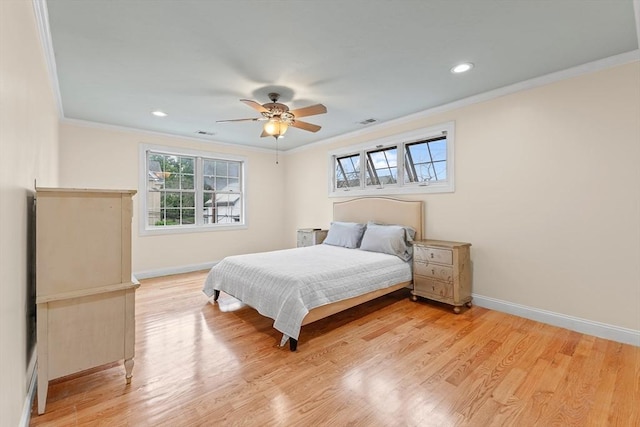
[414, 276, 453, 299]
[414, 262, 453, 282]
[297, 229, 328, 247]
[414, 247, 453, 265]
[297, 233, 312, 247]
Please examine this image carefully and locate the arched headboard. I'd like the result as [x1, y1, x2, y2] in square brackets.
[333, 197, 424, 240]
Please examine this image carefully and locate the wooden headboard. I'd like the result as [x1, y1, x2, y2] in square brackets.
[333, 197, 424, 240]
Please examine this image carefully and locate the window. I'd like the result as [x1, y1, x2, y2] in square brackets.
[141, 144, 246, 235]
[366, 146, 398, 187]
[328, 121, 454, 197]
[335, 153, 361, 189]
[404, 136, 447, 184]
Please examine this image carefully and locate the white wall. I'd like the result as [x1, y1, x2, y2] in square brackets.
[284, 62, 640, 334]
[58, 123, 287, 274]
[0, 1, 60, 426]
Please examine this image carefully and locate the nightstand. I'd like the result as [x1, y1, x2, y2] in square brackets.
[297, 229, 328, 247]
[411, 239, 472, 313]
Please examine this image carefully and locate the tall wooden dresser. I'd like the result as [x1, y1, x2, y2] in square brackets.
[35, 188, 138, 414]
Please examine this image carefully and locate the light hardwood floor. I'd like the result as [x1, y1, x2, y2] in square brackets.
[31, 271, 639, 426]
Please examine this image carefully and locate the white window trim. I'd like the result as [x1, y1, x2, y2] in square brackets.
[328, 121, 455, 197]
[138, 143, 248, 236]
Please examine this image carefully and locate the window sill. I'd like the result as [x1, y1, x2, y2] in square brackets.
[329, 182, 454, 198]
[139, 223, 248, 237]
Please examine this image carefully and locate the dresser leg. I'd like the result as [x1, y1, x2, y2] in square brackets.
[466, 301, 472, 308]
[124, 358, 134, 384]
[453, 306, 461, 314]
[411, 294, 418, 302]
[37, 303, 49, 414]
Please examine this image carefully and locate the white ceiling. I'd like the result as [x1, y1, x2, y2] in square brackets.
[44, 0, 639, 151]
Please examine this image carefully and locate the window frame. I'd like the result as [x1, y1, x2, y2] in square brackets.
[139, 144, 248, 236]
[328, 121, 455, 197]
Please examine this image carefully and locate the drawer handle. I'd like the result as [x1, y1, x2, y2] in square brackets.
[431, 269, 435, 275]
[430, 253, 434, 258]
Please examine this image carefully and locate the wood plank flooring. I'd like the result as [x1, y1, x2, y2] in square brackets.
[30, 271, 639, 426]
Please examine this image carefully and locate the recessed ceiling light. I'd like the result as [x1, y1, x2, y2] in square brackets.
[451, 63, 474, 74]
[151, 110, 168, 117]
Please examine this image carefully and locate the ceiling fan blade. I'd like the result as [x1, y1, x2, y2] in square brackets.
[240, 99, 269, 113]
[290, 120, 321, 133]
[289, 103, 327, 118]
[216, 117, 263, 123]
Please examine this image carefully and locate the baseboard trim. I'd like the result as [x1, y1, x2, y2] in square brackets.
[19, 347, 38, 427]
[472, 294, 640, 347]
[134, 261, 218, 280]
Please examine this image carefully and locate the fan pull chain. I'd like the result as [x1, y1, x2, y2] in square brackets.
[275, 136, 279, 164]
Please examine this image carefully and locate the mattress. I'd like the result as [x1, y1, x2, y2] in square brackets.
[203, 244, 412, 340]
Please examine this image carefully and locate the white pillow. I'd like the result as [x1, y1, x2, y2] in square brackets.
[323, 221, 366, 249]
[359, 222, 414, 261]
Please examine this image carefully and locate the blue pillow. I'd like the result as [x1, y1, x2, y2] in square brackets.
[323, 221, 366, 249]
[359, 222, 415, 261]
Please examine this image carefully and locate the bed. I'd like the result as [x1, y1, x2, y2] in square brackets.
[203, 197, 424, 351]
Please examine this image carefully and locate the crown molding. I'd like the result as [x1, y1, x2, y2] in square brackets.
[32, 0, 63, 118]
[287, 49, 640, 155]
[60, 118, 276, 154]
[634, 1, 640, 52]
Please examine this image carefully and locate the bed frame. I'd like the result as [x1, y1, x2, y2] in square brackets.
[214, 197, 424, 351]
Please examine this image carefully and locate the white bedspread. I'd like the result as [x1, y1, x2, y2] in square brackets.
[203, 244, 412, 340]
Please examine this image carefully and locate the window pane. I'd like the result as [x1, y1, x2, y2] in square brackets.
[146, 192, 161, 226]
[163, 192, 181, 208]
[182, 192, 195, 208]
[428, 139, 447, 161]
[203, 160, 215, 176]
[181, 174, 194, 190]
[165, 156, 180, 173]
[180, 157, 194, 174]
[182, 209, 195, 225]
[366, 147, 397, 186]
[165, 173, 180, 189]
[336, 154, 360, 188]
[215, 161, 228, 176]
[203, 191, 215, 224]
[228, 162, 240, 177]
[164, 208, 180, 225]
[227, 178, 240, 192]
[203, 176, 215, 191]
[215, 177, 228, 191]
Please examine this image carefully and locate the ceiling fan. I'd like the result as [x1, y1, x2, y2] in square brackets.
[217, 93, 327, 139]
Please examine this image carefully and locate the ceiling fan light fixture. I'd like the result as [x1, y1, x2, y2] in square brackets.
[451, 62, 474, 74]
[264, 119, 288, 138]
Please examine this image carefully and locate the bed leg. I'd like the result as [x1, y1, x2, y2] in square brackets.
[289, 338, 298, 352]
[213, 290, 220, 302]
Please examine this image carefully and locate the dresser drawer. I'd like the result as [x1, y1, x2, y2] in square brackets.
[414, 246, 453, 265]
[414, 276, 453, 299]
[414, 262, 453, 282]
